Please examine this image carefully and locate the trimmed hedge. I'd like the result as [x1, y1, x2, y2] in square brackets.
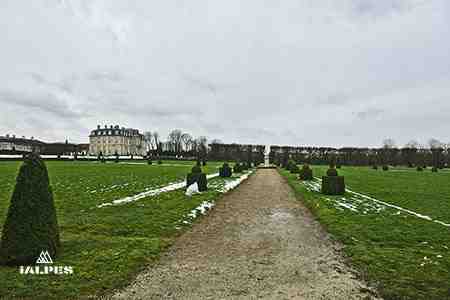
[290, 164, 300, 174]
[186, 173, 207, 192]
[0, 153, 60, 265]
[321, 176, 345, 195]
[299, 164, 313, 180]
[326, 168, 338, 177]
[219, 163, 232, 178]
[234, 163, 243, 173]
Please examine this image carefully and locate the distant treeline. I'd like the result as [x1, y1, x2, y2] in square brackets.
[208, 142, 449, 168]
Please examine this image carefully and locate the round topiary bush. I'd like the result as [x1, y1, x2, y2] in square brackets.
[219, 163, 232, 177]
[0, 153, 60, 265]
[157, 160, 162, 165]
[326, 168, 338, 176]
[382, 165, 389, 171]
[191, 164, 202, 174]
[290, 164, 300, 174]
[233, 163, 243, 173]
[417, 166, 423, 171]
[372, 165, 378, 170]
[431, 167, 438, 172]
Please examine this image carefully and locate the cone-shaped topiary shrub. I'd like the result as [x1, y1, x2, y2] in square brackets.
[290, 164, 300, 174]
[382, 165, 389, 171]
[147, 158, 152, 165]
[326, 167, 338, 176]
[186, 163, 207, 191]
[191, 163, 202, 174]
[0, 153, 60, 265]
[299, 164, 313, 180]
[286, 160, 296, 172]
[219, 163, 232, 177]
[234, 163, 243, 173]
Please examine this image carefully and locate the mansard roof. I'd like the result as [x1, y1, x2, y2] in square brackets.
[89, 125, 143, 137]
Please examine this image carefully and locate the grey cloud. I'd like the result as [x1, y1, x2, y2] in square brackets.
[1, 0, 450, 146]
[349, 0, 419, 18]
[355, 108, 385, 120]
[87, 71, 124, 82]
[0, 90, 85, 119]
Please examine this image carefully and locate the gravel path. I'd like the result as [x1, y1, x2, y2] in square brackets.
[113, 169, 379, 299]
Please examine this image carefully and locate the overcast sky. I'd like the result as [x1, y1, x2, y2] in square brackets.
[1, 0, 449, 147]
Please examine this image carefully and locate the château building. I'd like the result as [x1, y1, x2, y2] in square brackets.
[89, 125, 145, 156]
[0, 135, 45, 154]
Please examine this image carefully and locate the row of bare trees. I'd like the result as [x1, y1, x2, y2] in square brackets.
[267, 138, 450, 168]
[143, 129, 216, 159]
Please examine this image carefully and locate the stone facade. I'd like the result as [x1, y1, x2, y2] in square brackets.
[0, 135, 45, 154]
[89, 125, 145, 156]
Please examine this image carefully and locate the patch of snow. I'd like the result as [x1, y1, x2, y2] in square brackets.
[97, 173, 219, 207]
[218, 171, 253, 193]
[307, 177, 450, 228]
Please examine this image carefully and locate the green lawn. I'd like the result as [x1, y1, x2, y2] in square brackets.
[0, 160, 247, 299]
[280, 166, 450, 300]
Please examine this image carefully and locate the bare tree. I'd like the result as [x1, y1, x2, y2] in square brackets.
[168, 129, 183, 154]
[405, 140, 419, 149]
[181, 133, 193, 152]
[144, 131, 153, 152]
[152, 132, 160, 154]
[381, 138, 396, 167]
[428, 138, 442, 149]
[196, 136, 208, 160]
[210, 139, 223, 144]
[382, 138, 396, 149]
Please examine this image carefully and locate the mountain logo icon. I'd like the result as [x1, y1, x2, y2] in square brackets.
[36, 250, 53, 264]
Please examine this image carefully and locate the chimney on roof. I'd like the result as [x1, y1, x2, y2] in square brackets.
[12, 134, 16, 139]
[6, 134, 9, 138]
[110, 125, 113, 129]
[104, 125, 107, 129]
[97, 125, 100, 129]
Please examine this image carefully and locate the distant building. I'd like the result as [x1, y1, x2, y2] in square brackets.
[0, 135, 45, 154]
[89, 125, 145, 156]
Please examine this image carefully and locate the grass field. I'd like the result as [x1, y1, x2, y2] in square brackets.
[281, 166, 450, 300]
[0, 160, 248, 299]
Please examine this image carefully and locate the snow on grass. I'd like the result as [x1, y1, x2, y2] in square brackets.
[209, 171, 253, 193]
[180, 170, 254, 225]
[182, 201, 215, 224]
[302, 177, 450, 228]
[98, 173, 220, 207]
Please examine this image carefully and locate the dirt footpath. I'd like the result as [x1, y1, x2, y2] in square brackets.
[113, 169, 378, 300]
